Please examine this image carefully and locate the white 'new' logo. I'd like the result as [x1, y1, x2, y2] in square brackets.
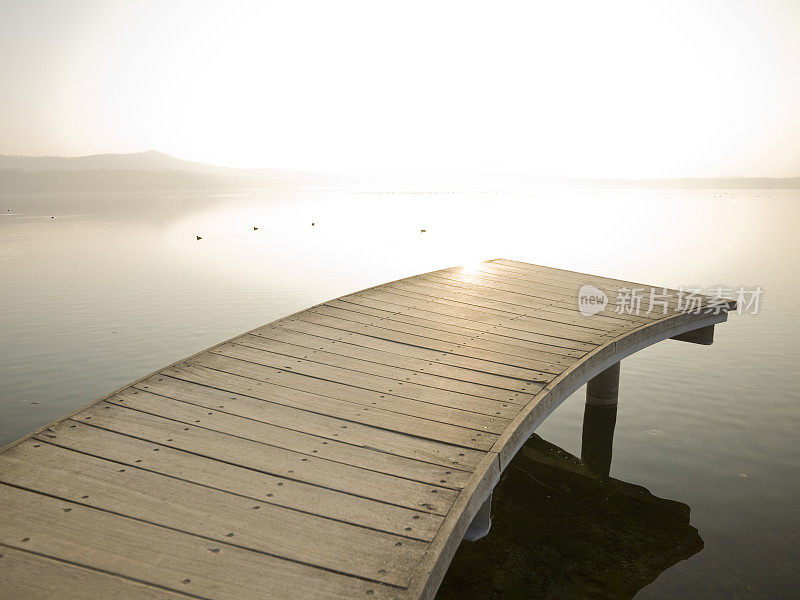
[578, 284, 608, 316]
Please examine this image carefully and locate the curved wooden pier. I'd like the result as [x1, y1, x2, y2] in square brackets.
[0, 259, 735, 599]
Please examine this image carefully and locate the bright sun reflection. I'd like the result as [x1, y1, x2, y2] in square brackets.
[164, 187, 754, 295]
[459, 260, 490, 276]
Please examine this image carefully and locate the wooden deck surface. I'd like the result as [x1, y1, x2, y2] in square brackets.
[0, 259, 735, 599]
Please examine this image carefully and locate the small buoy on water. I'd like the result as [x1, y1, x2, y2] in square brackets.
[253, 226, 258, 230]
[196, 235, 202, 240]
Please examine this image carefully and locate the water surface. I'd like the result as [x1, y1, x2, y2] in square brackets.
[1, 187, 798, 597]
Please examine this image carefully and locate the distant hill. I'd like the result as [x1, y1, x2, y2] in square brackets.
[359, 172, 800, 189]
[1, 150, 798, 192]
[0, 151, 334, 192]
[566, 176, 800, 189]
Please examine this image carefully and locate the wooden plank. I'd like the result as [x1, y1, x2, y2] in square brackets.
[390, 276, 635, 336]
[0, 484, 401, 600]
[163, 362, 494, 458]
[232, 333, 535, 402]
[194, 351, 510, 436]
[136, 373, 482, 471]
[389, 275, 598, 325]
[438, 266, 664, 321]
[485, 260, 731, 311]
[422, 271, 655, 327]
[476, 261, 647, 292]
[372, 282, 605, 350]
[362, 282, 596, 360]
[0, 546, 191, 600]
[253, 326, 542, 392]
[415, 272, 648, 329]
[329, 295, 596, 356]
[107, 389, 468, 489]
[271, 316, 577, 381]
[489, 259, 681, 294]
[68, 402, 461, 515]
[340, 292, 594, 360]
[297, 308, 574, 376]
[108, 387, 469, 490]
[315, 299, 603, 349]
[335, 292, 595, 358]
[211, 341, 522, 419]
[457, 265, 661, 325]
[221, 336, 533, 409]
[0, 440, 426, 586]
[36, 420, 444, 540]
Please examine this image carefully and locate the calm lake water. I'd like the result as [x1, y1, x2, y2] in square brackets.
[1, 187, 798, 598]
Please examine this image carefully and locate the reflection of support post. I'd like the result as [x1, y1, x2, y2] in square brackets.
[586, 362, 620, 406]
[464, 493, 492, 541]
[581, 403, 618, 478]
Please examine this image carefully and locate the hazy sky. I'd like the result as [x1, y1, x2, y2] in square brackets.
[2, 0, 799, 177]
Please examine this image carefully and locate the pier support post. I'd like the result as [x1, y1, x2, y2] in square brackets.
[580, 403, 618, 478]
[671, 324, 715, 345]
[464, 492, 492, 541]
[586, 362, 620, 406]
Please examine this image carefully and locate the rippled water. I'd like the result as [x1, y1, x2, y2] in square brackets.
[1, 187, 798, 597]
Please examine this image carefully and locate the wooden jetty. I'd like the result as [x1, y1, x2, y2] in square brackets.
[0, 259, 735, 599]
